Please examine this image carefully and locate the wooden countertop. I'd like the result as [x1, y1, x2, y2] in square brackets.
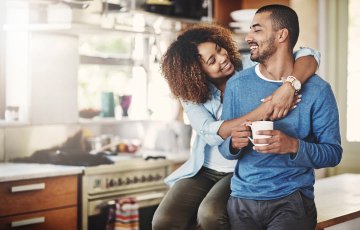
[0, 163, 83, 182]
[315, 173, 360, 229]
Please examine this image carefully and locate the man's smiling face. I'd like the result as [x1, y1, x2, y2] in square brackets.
[245, 11, 278, 63]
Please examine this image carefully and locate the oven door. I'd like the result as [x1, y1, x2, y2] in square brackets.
[87, 190, 166, 230]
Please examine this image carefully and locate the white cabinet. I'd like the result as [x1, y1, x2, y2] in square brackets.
[2, 1, 79, 124]
[5, 31, 79, 124]
[29, 33, 79, 124]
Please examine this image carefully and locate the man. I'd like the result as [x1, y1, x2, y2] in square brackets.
[219, 4, 342, 230]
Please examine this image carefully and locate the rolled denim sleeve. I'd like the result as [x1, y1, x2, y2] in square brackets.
[181, 100, 225, 146]
[294, 47, 321, 68]
[218, 136, 243, 160]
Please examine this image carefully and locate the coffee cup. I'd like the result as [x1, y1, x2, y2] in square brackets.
[246, 121, 274, 146]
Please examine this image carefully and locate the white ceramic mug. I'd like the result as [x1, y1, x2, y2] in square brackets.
[246, 121, 274, 146]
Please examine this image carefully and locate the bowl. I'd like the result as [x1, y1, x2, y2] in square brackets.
[230, 9, 257, 22]
[79, 108, 101, 119]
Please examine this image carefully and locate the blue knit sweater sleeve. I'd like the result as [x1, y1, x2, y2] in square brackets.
[219, 71, 248, 160]
[291, 83, 342, 168]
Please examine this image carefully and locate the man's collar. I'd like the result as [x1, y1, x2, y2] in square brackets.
[255, 64, 282, 83]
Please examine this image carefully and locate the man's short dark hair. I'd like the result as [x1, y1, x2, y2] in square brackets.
[256, 4, 299, 49]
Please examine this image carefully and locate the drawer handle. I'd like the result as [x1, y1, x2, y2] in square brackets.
[11, 217, 45, 227]
[11, 183, 45, 193]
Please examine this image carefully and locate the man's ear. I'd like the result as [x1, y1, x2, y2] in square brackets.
[278, 29, 289, 43]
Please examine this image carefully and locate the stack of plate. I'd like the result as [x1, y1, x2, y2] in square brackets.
[229, 9, 257, 33]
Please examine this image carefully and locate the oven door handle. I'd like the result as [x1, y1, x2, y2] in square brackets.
[89, 191, 167, 216]
[107, 191, 166, 205]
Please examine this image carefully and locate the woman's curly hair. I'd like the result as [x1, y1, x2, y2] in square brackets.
[161, 23, 242, 104]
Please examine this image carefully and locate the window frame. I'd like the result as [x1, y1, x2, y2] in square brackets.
[0, 1, 6, 120]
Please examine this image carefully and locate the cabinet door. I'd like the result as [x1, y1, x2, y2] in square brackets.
[0, 206, 77, 230]
[0, 175, 78, 216]
[213, 0, 241, 27]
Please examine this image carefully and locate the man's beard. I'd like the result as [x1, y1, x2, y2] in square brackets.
[250, 35, 277, 63]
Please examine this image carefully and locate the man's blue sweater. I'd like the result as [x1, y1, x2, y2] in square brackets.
[219, 65, 342, 200]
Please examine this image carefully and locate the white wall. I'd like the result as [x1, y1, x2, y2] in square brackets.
[0, 129, 4, 161]
[291, 0, 319, 51]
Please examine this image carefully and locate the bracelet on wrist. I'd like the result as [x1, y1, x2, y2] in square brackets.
[283, 75, 301, 94]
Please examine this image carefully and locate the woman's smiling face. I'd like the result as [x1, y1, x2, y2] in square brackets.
[197, 42, 235, 82]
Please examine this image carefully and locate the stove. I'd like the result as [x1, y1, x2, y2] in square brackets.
[12, 150, 172, 230]
[81, 157, 172, 230]
[10, 142, 174, 230]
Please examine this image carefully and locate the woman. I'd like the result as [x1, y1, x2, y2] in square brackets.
[152, 23, 320, 230]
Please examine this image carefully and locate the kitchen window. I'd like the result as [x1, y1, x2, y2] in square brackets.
[0, 0, 180, 124]
[78, 34, 145, 119]
[320, 0, 360, 174]
[78, 32, 179, 121]
[346, 0, 360, 142]
[0, 1, 5, 121]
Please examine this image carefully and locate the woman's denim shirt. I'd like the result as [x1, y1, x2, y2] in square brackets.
[164, 47, 321, 186]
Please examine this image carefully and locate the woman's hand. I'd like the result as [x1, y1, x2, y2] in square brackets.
[230, 122, 252, 151]
[256, 101, 274, 121]
[262, 83, 301, 120]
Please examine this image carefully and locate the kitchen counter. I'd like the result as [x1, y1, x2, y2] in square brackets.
[0, 163, 83, 182]
[315, 173, 360, 229]
[139, 149, 190, 163]
[0, 149, 190, 183]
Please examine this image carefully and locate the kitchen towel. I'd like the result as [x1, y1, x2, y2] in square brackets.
[114, 197, 139, 230]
